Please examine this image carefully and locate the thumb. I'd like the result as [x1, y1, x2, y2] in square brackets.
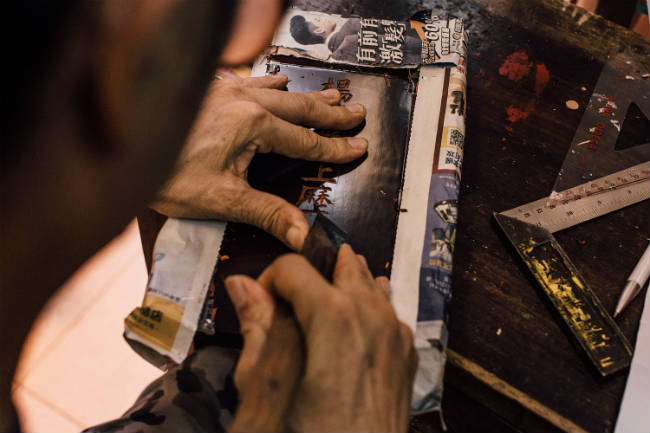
[225, 275, 275, 392]
[232, 184, 310, 251]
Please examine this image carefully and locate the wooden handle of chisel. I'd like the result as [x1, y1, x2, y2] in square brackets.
[230, 300, 305, 433]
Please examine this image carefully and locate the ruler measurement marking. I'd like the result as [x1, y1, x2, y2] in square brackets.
[502, 166, 649, 234]
[549, 163, 649, 205]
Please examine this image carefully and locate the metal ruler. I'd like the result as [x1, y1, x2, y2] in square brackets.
[501, 163, 649, 233]
[494, 49, 649, 376]
[495, 164, 648, 376]
[494, 212, 634, 376]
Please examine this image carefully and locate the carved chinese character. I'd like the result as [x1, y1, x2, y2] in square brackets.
[296, 165, 337, 214]
[296, 185, 318, 207]
[321, 77, 334, 90]
[301, 165, 337, 183]
[315, 186, 333, 208]
[336, 79, 352, 102]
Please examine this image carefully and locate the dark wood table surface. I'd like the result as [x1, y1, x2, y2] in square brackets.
[138, 1, 649, 431]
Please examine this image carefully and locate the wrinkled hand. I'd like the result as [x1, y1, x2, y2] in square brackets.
[225, 245, 417, 432]
[151, 74, 367, 251]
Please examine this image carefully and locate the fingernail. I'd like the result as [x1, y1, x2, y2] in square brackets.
[345, 104, 364, 114]
[286, 225, 307, 251]
[347, 137, 368, 149]
[320, 88, 339, 99]
[216, 68, 237, 79]
[225, 276, 248, 309]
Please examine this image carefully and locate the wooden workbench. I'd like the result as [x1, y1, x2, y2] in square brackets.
[409, 1, 649, 432]
[138, 1, 649, 431]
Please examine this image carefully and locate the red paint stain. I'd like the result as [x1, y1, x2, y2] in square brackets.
[498, 49, 552, 127]
[534, 63, 550, 96]
[506, 99, 536, 122]
[498, 50, 533, 82]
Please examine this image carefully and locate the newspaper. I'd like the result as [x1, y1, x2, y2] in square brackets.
[124, 218, 226, 367]
[411, 63, 466, 413]
[272, 8, 466, 67]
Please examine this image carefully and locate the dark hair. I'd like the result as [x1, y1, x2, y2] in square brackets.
[1, 2, 78, 157]
[289, 15, 325, 45]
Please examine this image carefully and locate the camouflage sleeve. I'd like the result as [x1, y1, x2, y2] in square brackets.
[83, 346, 240, 433]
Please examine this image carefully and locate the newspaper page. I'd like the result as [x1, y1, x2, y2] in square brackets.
[124, 218, 226, 367]
[411, 61, 467, 413]
[272, 8, 465, 68]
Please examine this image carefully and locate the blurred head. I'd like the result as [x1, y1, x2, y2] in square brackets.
[1, 0, 284, 313]
[289, 14, 337, 45]
[1, 2, 286, 425]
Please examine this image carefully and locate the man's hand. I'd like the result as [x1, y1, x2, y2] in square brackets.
[151, 74, 367, 251]
[225, 245, 417, 432]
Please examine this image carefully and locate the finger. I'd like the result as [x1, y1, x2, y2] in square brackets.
[314, 88, 345, 106]
[225, 275, 275, 391]
[356, 254, 368, 268]
[244, 74, 289, 89]
[333, 244, 375, 290]
[164, 173, 310, 251]
[375, 276, 392, 298]
[257, 254, 333, 333]
[223, 178, 310, 251]
[249, 87, 366, 129]
[256, 112, 368, 163]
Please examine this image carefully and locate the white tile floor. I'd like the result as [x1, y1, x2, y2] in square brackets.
[12, 221, 161, 432]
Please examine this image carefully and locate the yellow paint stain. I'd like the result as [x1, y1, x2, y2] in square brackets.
[600, 357, 614, 368]
[524, 248, 611, 352]
[571, 275, 585, 289]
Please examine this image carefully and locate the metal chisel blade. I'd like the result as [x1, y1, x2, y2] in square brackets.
[301, 214, 348, 282]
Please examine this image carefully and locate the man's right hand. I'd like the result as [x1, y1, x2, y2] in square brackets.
[151, 74, 367, 252]
[225, 244, 417, 432]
